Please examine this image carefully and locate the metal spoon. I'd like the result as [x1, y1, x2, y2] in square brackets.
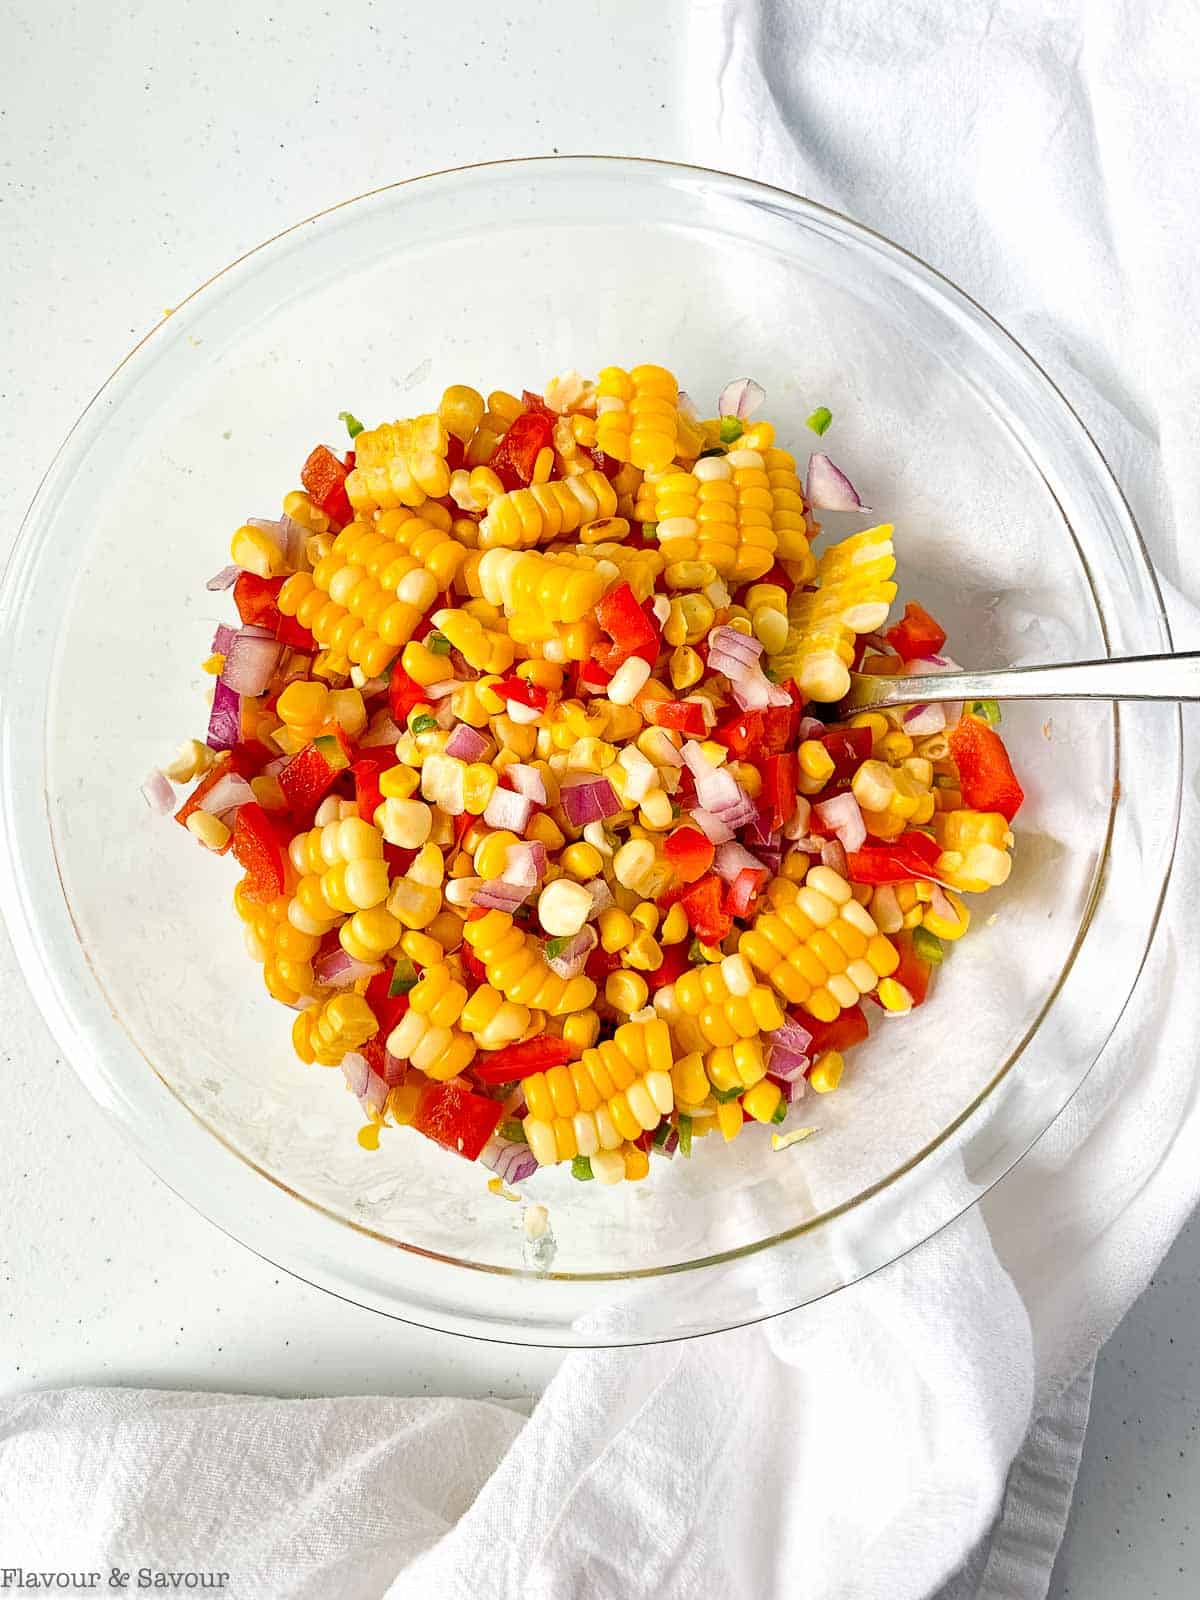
[843, 652, 1200, 713]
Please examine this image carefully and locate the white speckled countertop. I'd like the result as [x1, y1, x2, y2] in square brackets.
[2, 3, 1195, 1591]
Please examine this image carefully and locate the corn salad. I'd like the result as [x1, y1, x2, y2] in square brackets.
[149, 368, 1023, 1188]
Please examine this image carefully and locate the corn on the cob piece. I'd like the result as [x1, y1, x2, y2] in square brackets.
[761, 446, 817, 573]
[292, 992, 378, 1068]
[934, 809, 1014, 891]
[771, 523, 898, 702]
[580, 540, 665, 604]
[346, 414, 451, 512]
[739, 865, 900, 1023]
[523, 1019, 675, 1165]
[385, 963, 478, 1082]
[459, 546, 606, 623]
[595, 365, 680, 471]
[724, 447, 778, 582]
[654, 953, 785, 1054]
[278, 517, 448, 679]
[235, 886, 322, 1006]
[477, 471, 618, 549]
[464, 909, 597, 1016]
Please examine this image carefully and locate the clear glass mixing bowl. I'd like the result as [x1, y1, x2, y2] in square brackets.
[0, 158, 1179, 1345]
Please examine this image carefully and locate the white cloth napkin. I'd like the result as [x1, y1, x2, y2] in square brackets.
[4, 5, 1199, 1596]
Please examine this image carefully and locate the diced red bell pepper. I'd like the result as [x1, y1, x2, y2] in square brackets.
[713, 707, 764, 759]
[804, 1003, 870, 1057]
[948, 716, 1024, 822]
[383, 842, 415, 878]
[573, 656, 613, 697]
[680, 873, 733, 946]
[845, 831, 942, 885]
[725, 867, 767, 919]
[410, 1079, 503, 1162]
[649, 700, 711, 738]
[351, 757, 386, 824]
[760, 701, 799, 756]
[365, 966, 409, 1038]
[300, 444, 353, 529]
[756, 560, 797, 597]
[645, 938, 693, 992]
[488, 411, 554, 491]
[890, 929, 932, 1006]
[494, 675, 548, 712]
[585, 945, 622, 983]
[278, 734, 350, 813]
[460, 941, 489, 987]
[227, 739, 275, 780]
[276, 613, 317, 652]
[663, 825, 715, 884]
[444, 433, 466, 473]
[885, 602, 947, 663]
[758, 752, 798, 833]
[231, 802, 286, 903]
[234, 572, 286, 631]
[820, 726, 874, 782]
[388, 660, 427, 726]
[593, 582, 659, 673]
[470, 1036, 577, 1086]
[174, 757, 233, 835]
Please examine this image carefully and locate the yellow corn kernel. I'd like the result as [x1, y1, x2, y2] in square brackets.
[876, 977, 912, 1013]
[473, 828, 520, 881]
[671, 1052, 709, 1104]
[462, 763, 498, 815]
[798, 740, 835, 787]
[716, 1099, 744, 1142]
[622, 1145, 651, 1182]
[659, 903, 689, 945]
[527, 813, 566, 852]
[560, 841, 603, 880]
[631, 902, 660, 933]
[624, 931, 663, 972]
[598, 907, 635, 953]
[923, 888, 970, 940]
[185, 812, 231, 851]
[809, 1049, 845, 1093]
[230, 522, 286, 578]
[379, 764, 420, 800]
[606, 970, 650, 1014]
[562, 1009, 601, 1052]
[283, 489, 330, 534]
[742, 1079, 783, 1123]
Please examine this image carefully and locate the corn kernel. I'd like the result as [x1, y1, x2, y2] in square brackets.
[876, 978, 912, 1013]
[601, 915, 640, 947]
[380, 764, 420, 799]
[742, 1079, 783, 1122]
[624, 931, 663, 972]
[560, 841, 603, 880]
[660, 902, 689, 945]
[809, 1049, 845, 1093]
[376, 798, 433, 848]
[563, 1009, 601, 1051]
[606, 970, 649, 1014]
[185, 811, 230, 851]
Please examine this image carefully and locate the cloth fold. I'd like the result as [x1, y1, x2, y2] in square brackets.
[4, 4, 1199, 1597]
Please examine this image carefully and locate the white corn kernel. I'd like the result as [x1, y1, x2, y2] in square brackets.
[537, 878, 592, 938]
[376, 798, 433, 848]
[607, 656, 652, 706]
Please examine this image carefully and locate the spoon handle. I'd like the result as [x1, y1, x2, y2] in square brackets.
[844, 651, 1200, 710]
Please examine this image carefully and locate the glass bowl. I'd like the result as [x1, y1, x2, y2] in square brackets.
[0, 157, 1179, 1346]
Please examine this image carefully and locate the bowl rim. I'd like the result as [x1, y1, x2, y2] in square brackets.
[0, 155, 1180, 1338]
